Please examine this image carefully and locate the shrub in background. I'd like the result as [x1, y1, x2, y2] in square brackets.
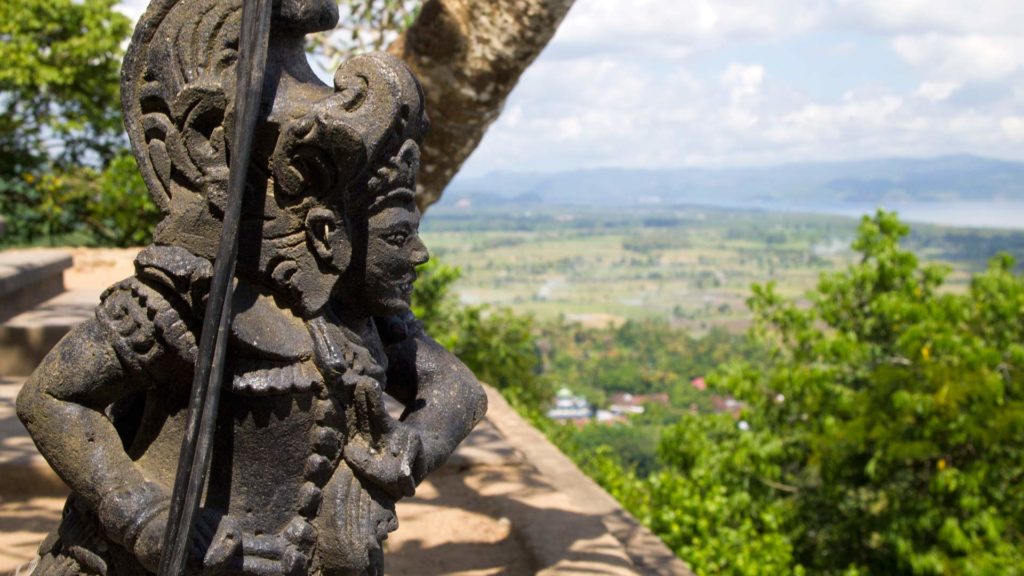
[0, 155, 159, 248]
[412, 259, 550, 407]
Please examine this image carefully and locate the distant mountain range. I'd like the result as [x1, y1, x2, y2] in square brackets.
[442, 155, 1024, 209]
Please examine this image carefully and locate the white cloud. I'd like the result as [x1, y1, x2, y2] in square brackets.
[763, 95, 904, 146]
[109, 0, 1024, 173]
[1002, 117, 1024, 142]
[828, 41, 858, 56]
[834, 0, 1024, 35]
[892, 34, 1024, 81]
[460, 0, 1024, 174]
[552, 0, 827, 55]
[503, 104, 524, 128]
[554, 116, 584, 141]
[719, 64, 765, 131]
[720, 64, 765, 105]
[468, 35, 1024, 173]
[912, 82, 960, 102]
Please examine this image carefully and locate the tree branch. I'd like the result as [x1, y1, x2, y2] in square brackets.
[389, 0, 576, 211]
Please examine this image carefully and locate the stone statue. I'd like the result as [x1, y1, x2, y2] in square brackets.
[15, 1, 487, 574]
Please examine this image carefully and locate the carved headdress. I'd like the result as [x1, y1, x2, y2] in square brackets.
[121, 0, 428, 260]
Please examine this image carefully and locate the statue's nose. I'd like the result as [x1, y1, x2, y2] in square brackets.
[397, 139, 420, 170]
[409, 235, 429, 266]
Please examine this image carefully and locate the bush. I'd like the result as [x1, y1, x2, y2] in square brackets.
[675, 211, 1024, 574]
[0, 155, 159, 247]
[0, 171, 90, 246]
[526, 211, 1024, 575]
[84, 153, 160, 246]
[412, 259, 550, 407]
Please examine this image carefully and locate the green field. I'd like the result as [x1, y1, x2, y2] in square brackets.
[421, 204, 1024, 330]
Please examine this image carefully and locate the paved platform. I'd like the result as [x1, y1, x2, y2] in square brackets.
[0, 289, 104, 376]
[0, 250, 72, 324]
[0, 377, 67, 574]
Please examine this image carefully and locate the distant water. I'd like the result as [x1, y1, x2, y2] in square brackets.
[762, 202, 1024, 231]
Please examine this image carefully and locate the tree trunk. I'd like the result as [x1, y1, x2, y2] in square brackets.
[388, 0, 575, 212]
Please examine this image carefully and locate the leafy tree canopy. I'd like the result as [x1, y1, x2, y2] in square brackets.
[568, 211, 1024, 575]
[714, 210, 1024, 574]
[0, 0, 129, 175]
[312, 1, 421, 65]
[0, 0, 156, 247]
[412, 259, 550, 406]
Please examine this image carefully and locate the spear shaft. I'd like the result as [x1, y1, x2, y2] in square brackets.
[158, 1, 273, 575]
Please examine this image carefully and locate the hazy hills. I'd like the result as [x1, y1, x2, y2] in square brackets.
[443, 155, 1024, 209]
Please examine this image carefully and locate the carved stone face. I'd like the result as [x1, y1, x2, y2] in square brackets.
[362, 194, 429, 316]
[123, 0, 427, 259]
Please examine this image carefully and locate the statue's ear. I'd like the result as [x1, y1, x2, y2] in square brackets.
[173, 86, 230, 211]
[305, 207, 351, 271]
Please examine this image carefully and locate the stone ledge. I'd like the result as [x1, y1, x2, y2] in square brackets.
[0, 289, 104, 377]
[0, 250, 72, 323]
[477, 386, 693, 576]
[0, 377, 68, 498]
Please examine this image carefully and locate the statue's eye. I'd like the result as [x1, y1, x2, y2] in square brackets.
[384, 231, 409, 246]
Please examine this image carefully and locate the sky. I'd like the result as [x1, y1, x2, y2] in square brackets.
[117, 1, 1024, 177]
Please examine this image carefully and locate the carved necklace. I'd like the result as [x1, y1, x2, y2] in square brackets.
[267, 314, 385, 573]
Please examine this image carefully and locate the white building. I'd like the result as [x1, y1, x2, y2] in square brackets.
[546, 387, 593, 421]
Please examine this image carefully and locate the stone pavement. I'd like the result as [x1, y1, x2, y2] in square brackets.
[0, 376, 67, 574]
[0, 248, 136, 377]
[0, 250, 72, 324]
[0, 290, 104, 376]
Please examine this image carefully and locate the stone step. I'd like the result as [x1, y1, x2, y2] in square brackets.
[0, 375, 66, 575]
[0, 377, 67, 498]
[0, 250, 73, 323]
[0, 289, 103, 377]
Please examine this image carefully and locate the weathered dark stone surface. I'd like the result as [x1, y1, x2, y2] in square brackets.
[15, 1, 486, 574]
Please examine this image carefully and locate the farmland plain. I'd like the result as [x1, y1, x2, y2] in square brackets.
[420, 203, 1024, 331]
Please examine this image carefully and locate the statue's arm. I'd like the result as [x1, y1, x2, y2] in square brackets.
[382, 317, 487, 482]
[16, 318, 168, 551]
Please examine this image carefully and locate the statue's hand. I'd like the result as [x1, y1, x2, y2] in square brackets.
[344, 422, 422, 498]
[132, 508, 241, 574]
[344, 378, 422, 498]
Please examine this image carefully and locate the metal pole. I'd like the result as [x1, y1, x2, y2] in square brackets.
[158, 1, 273, 574]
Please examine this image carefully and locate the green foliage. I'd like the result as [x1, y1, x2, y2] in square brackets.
[310, 1, 421, 66]
[535, 408, 801, 575]
[341, 0, 421, 50]
[539, 320, 755, 401]
[670, 210, 1024, 574]
[0, 0, 157, 248]
[572, 422, 661, 477]
[85, 153, 160, 246]
[0, 0, 129, 174]
[644, 414, 803, 575]
[412, 259, 550, 406]
[519, 210, 1024, 575]
[0, 172, 89, 245]
[0, 155, 158, 247]
[411, 258, 463, 329]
